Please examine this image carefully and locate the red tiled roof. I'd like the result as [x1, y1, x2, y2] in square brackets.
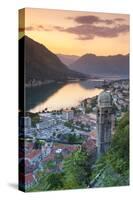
[19, 172, 34, 185]
[25, 142, 34, 149]
[25, 159, 32, 167]
[82, 137, 96, 153]
[26, 149, 41, 160]
[25, 173, 34, 184]
[89, 130, 96, 139]
[43, 153, 55, 162]
[52, 144, 79, 152]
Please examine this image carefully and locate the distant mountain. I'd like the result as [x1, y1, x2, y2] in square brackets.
[57, 54, 79, 66]
[70, 53, 129, 77]
[19, 36, 85, 85]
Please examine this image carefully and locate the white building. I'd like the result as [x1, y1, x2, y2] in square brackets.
[24, 116, 31, 129]
[62, 109, 74, 120]
[37, 117, 56, 130]
[56, 149, 62, 154]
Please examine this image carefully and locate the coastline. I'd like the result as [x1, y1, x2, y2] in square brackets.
[25, 77, 88, 88]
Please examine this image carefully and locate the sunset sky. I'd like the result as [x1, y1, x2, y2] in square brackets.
[19, 8, 129, 56]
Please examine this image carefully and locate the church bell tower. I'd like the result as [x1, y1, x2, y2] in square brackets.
[96, 91, 112, 156]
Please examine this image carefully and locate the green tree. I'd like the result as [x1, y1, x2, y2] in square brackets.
[63, 149, 91, 189]
[107, 112, 129, 175]
[91, 112, 129, 187]
[67, 133, 76, 143]
[43, 173, 64, 190]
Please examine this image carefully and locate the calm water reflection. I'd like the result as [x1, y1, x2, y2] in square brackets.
[26, 80, 103, 113]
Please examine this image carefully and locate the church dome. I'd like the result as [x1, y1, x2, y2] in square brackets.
[98, 91, 112, 107]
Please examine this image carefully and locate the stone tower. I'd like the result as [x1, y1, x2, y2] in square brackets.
[96, 91, 112, 156]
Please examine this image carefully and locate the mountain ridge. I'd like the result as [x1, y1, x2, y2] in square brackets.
[57, 54, 79, 66]
[19, 36, 85, 86]
[69, 53, 129, 77]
